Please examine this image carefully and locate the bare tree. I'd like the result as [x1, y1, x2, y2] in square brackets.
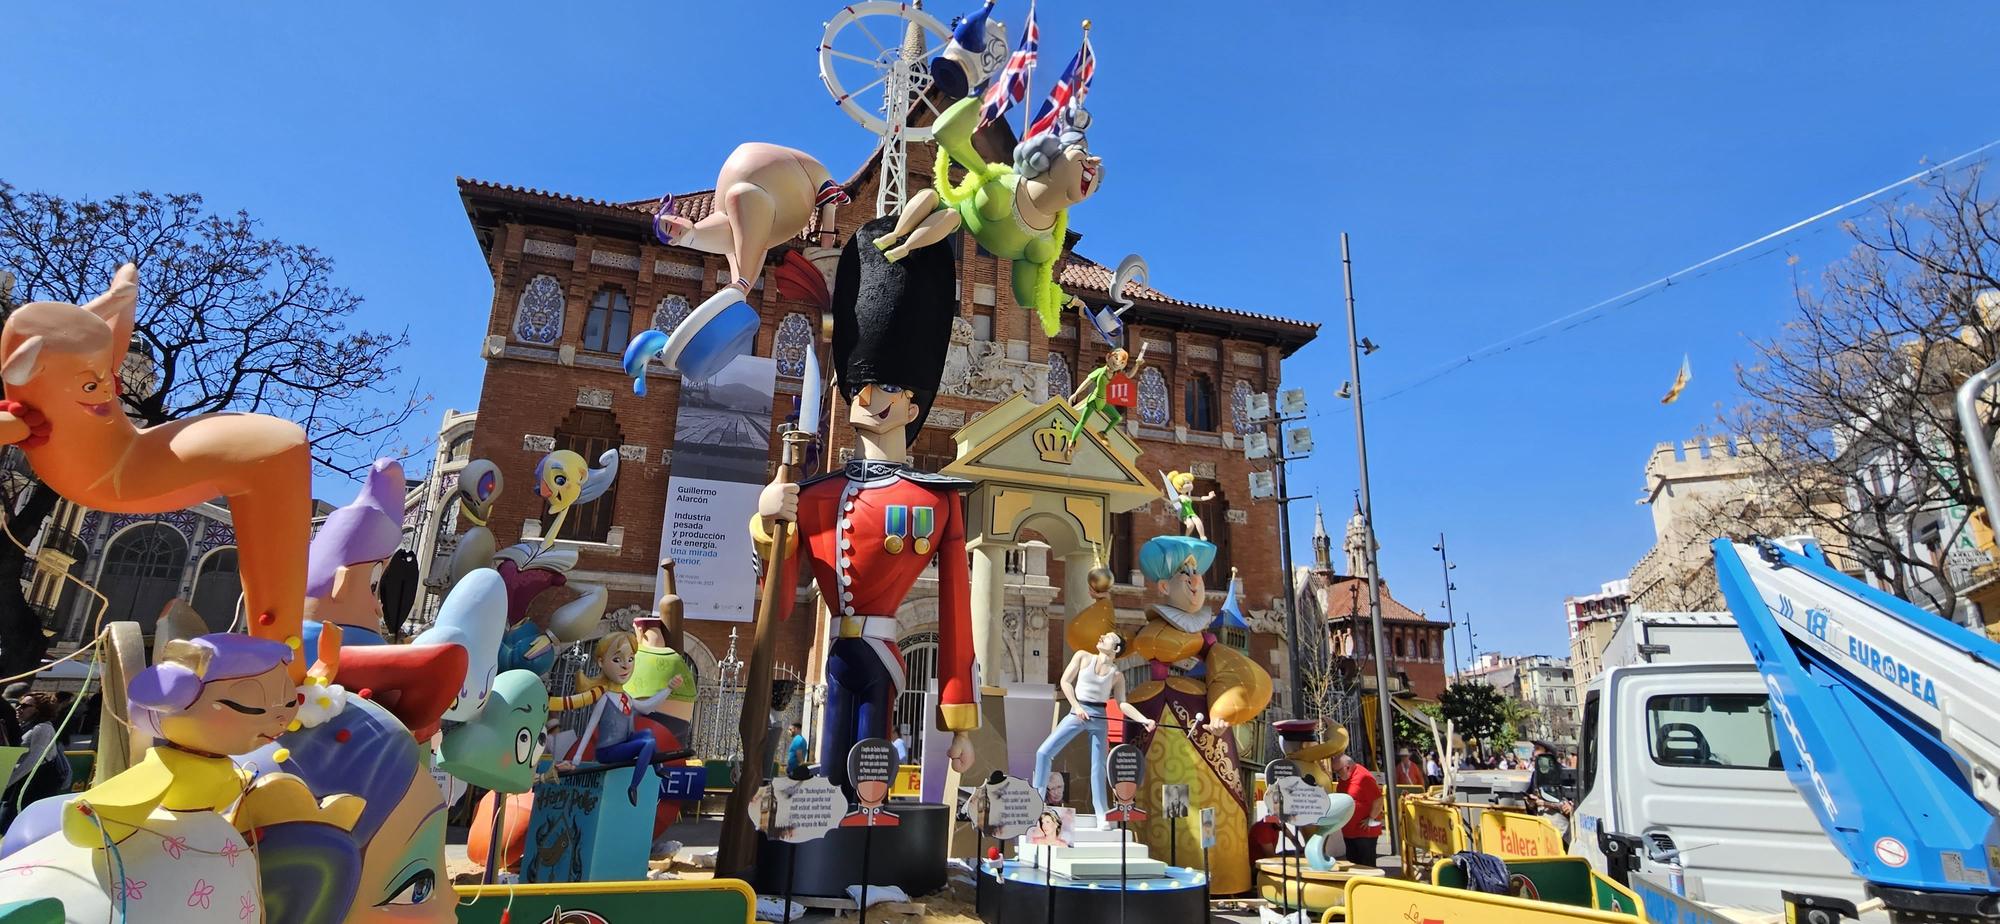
[1728, 169, 2000, 621]
[0, 182, 427, 674]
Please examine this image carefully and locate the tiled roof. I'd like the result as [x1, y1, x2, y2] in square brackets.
[461, 176, 1306, 331]
[1306, 574, 1440, 625]
[1060, 254, 1318, 331]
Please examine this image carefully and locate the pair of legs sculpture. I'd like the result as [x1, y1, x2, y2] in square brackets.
[1033, 702, 1112, 820]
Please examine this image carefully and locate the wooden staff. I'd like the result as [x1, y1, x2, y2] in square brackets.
[658, 557, 685, 653]
[717, 427, 814, 878]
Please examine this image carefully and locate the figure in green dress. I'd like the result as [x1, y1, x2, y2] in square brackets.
[1066, 343, 1147, 451]
[870, 96, 1104, 336]
[1161, 469, 1218, 540]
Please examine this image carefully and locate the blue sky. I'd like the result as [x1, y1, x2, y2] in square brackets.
[5, 2, 1997, 659]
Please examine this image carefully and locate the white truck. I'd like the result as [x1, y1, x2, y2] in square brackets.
[1570, 609, 1879, 918]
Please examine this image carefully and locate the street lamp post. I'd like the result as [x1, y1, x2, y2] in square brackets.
[1339, 232, 1402, 853]
[1433, 533, 1462, 677]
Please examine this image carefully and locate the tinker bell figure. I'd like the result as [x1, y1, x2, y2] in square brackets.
[869, 93, 1105, 336]
[1161, 470, 1218, 540]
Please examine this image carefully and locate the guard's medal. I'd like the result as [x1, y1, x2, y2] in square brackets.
[912, 506, 935, 556]
[884, 504, 908, 555]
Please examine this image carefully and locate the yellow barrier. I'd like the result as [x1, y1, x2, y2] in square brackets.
[893, 763, 922, 798]
[1400, 798, 1472, 874]
[1346, 876, 1638, 924]
[455, 878, 758, 924]
[1478, 807, 1566, 859]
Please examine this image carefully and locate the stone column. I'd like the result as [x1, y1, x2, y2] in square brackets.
[970, 542, 1011, 689]
[1063, 551, 1095, 620]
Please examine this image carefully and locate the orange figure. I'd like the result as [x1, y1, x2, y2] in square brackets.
[0, 264, 312, 677]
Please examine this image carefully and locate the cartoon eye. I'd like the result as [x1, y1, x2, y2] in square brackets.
[83, 381, 99, 393]
[515, 727, 533, 764]
[554, 475, 568, 486]
[382, 869, 435, 906]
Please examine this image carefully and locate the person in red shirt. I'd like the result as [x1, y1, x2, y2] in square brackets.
[1395, 748, 1426, 789]
[1334, 754, 1385, 867]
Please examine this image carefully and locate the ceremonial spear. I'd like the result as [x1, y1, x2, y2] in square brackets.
[718, 342, 823, 878]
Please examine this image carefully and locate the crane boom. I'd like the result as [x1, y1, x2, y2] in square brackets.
[1712, 536, 2000, 920]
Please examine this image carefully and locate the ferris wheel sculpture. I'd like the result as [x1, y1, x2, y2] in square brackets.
[818, 1, 1004, 216]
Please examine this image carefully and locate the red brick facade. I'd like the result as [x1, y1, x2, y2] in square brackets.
[453, 140, 1317, 707]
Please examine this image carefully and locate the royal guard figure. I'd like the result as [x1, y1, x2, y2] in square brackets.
[753, 215, 977, 794]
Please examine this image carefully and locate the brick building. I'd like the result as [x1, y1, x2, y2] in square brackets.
[446, 130, 1317, 748]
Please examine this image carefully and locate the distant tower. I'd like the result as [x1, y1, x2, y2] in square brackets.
[1312, 504, 1333, 573]
[1344, 499, 1370, 576]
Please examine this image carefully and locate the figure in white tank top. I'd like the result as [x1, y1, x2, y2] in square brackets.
[1033, 630, 1158, 826]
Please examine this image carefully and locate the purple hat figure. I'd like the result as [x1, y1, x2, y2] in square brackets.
[303, 458, 407, 660]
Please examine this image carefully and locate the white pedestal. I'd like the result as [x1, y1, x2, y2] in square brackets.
[1011, 816, 1170, 879]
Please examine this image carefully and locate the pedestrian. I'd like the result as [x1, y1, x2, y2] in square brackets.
[1424, 752, 1442, 786]
[889, 726, 908, 765]
[0, 682, 23, 748]
[1526, 739, 1573, 841]
[1333, 754, 1385, 868]
[1, 693, 71, 832]
[784, 721, 810, 778]
[1395, 748, 1425, 789]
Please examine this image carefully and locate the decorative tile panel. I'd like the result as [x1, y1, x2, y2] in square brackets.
[577, 387, 614, 409]
[618, 444, 648, 462]
[1233, 351, 1265, 368]
[1231, 379, 1257, 435]
[512, 274, 565, 345]
[1045, 353, 1071, 401]
[589, 250, 640, 271]
[653, 294, 691, 333]
[1137, 366, 1170, 426]
[1142, 339, 1173, 356]
[1192, 461, 1217, 479]
[1226, 508, 1249, 525]
[1185, 344, 1218, 361]
[655, 260, 704, 280]
[926, 408, 967, 430]
[523, 239, 577, 261]
[775, 313, 812, 378]
[522, 435, 556, 453]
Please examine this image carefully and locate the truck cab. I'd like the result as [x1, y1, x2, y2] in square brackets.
[1571, 611, 1877, 917]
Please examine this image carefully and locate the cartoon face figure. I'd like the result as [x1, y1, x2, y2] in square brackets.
[1045, 142, 1103, 208]
[1170, 472, 1195, 494]
[1106, 349, 1130, 372]
[359, 766, 452, 923]
[847, 384, 918, 436]
[597, 635, 636, 687]
[855, 778, 890, 808]
[535, 449, 588, 514]
[1112, 779, 1138, 804]
[439, 669, 550, 794]
[1159, 557, 1207, 613]
[1096, 631, 1122, 658]
[157, 662, 298, 756]
[312, 557, 389, 629]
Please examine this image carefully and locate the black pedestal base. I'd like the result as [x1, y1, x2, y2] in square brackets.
[974, 860, 1209, 924]
[752, 802, 950, 898]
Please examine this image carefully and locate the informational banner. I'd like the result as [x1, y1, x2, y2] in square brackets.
[751, 774, 843, 844]
[658, 354, 778, 623]
[963, 774, 1042, 839]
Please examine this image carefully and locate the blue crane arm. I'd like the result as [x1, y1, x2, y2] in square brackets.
[1711, 538, 2000, 902]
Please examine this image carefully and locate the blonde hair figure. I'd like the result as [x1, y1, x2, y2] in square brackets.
[547, 630, 682, 804]
[1161, 470, 1218, 540]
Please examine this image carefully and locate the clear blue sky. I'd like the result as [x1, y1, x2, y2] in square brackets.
[6, 2, 1997, 659]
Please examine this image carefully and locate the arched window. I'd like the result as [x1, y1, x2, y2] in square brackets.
[1137, 366, 1170, 426]
[1184, 374, 1218, 431]
[445, 432, 472, 464]
[550, 408, 625, 543]
[1231, 380, 1257, 434]
[653, 294, 692, 333]
[101, 523, 189, 636]
[582, 287, 632, 353]
[1046, 353, 1072, 401]
[774, 313, 813, 378]
[190, 548, 241, 632]
[513, 275, 565, 345]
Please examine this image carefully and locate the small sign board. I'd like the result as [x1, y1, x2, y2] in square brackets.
[1161, 783, 1191, 820]
[1272, 776, 1334, 826]
[659, 764, 708, 801]
[962, 774, 1043, 840]
[841, 738, 901, 827]
[750, 774, 844, 844]
[1105, 744, 1149, 823]
[1200, 806, 1217, 849]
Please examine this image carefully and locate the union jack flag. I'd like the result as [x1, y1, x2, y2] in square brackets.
[1025, 32, 1094, 141]
[978, 0, 1037, 127]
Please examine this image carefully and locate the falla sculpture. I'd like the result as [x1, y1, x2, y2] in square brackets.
[0, 264, 314, 679]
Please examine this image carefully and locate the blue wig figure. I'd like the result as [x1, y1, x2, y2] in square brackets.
[1122, 532, 1272, 895]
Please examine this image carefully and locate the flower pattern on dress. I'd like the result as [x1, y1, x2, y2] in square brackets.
[513, 274, 565, 345]
[221, 838, 241, 866]
[774, 312, 813, 378]
[187, 878, 215, 909]
[1137, 366, 1170, 426]
[116, 876, 146, 900]
[1046, 353, 1072, 401]
[161, 835, 188, 859]
[240, 893, 258, 920]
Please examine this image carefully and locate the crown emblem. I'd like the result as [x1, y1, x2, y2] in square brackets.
[1033, 425, 1073, 464]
